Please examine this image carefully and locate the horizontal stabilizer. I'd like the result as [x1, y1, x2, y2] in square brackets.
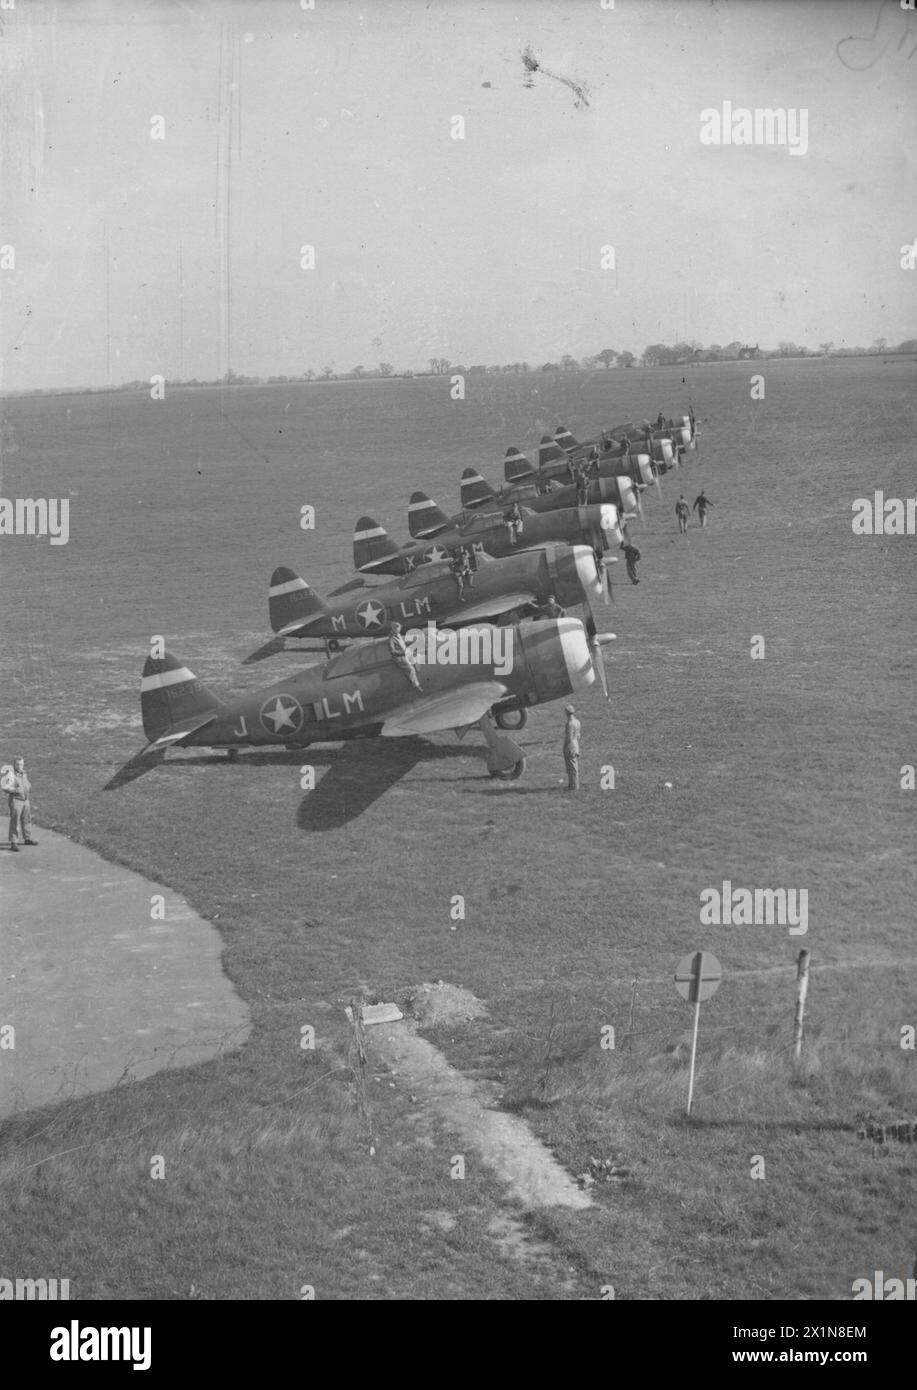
[408, 491, 451, 539]
[381, 680, 509, 737]
[141, 709, 218, 755]
[328, 576, 372, 597]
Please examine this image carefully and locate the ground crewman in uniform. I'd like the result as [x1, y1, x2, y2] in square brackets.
[621, 540, 641, 584]
[540, 593, 566, 619]
[3, 755, 37, 851]
[458, 547, 475, 595]
[563, 705, 581, 791]
[675, 494, 690, 534]
[575, 467, 589, 507]
[450, 549, 473, 602]
[506, 501, 524, 545]
[387, 622, 422, 691]
[693, 490, 714, 527]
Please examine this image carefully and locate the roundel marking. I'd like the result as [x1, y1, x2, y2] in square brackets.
[356, 598, 387, 629]
[260, 693, 304, 736]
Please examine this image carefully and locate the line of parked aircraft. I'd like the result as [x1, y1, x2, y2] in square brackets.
[138, 413, 697, 779]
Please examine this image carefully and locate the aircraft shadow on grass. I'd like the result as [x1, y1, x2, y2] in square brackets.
[295, 740, 480, 831]
[105, 739, 484, 828]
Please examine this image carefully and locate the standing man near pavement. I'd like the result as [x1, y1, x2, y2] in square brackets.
[387, 622, 423, 692]
[675, 494, 690, 534]
[563, 705, 581, 791]
[3, 755, 37, 851]
[693, 490, 714, 527]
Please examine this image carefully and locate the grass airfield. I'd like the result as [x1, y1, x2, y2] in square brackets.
[0, 357, 914, 1300]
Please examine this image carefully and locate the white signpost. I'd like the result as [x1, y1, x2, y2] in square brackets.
[674, 951, 722, 1116]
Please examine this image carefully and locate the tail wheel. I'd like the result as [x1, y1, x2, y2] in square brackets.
[488, 756, 526, 780]
[495, 707, 527, 731]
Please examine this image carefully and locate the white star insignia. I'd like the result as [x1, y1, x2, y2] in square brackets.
[427, 544, 447, 562]
[260, 695, 302, 733]
[357, 600, 386, 628]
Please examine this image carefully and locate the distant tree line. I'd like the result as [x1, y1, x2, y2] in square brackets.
[12, 338, 915, 398]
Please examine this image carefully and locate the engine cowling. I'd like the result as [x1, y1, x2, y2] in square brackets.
[516, 618, 596, 704]
[544, 543, 604, 610]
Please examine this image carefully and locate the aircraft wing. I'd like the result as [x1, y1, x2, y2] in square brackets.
[381, 680, 509, 737]
[141, 709, 218, 755]
[446, 591, 537, 623]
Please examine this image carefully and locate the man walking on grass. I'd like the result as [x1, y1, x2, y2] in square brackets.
[693, 490, 714, 527]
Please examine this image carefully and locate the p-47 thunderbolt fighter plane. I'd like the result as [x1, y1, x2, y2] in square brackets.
[459, 466, 643, 524]
[138, 617, 611, 779]
[353, 500, 623, 577]
[502, 442, 657, 494]
[267, 543, 611, 647]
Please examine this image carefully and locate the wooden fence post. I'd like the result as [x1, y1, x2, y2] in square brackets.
[793, 949, 811, 1063]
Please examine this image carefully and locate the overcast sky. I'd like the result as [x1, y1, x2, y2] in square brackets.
[1, 0, 915, 390]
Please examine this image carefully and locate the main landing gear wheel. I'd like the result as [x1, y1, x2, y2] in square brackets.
[495, 707, 527, 731]
[488, 756, 526, 780]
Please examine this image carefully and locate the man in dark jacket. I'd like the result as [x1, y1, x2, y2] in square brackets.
[621, 541, 641, 584]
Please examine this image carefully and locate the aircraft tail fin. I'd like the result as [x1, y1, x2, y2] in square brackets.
[555, 425, 580, 451]
[504, 446, 535, 484]
[537, 435, 568, 468]
[353, 516, 405, 574]
[460, 467, 498, 510]
[140, 651, 221, 752]
[408, 490, 451, 539]
[269, 566, 329, 636]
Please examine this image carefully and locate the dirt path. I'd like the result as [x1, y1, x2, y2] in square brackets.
[370, 1015, 591, 1211]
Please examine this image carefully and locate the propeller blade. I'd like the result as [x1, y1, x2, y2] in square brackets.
[592, 548, 614, 607]
[591, 637, 608, 697]
[587, 631, 615, 698]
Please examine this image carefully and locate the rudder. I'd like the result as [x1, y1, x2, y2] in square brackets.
[353, 516, 405, 575]
[269, 566, 329, 636]
[504, 446, 535, 484]
[141, 651, 221, 748]
[408, 490, 451, 539]
[460, 467, 498, 510]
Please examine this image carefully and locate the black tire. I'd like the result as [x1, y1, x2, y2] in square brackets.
[488, 757, 526, 781]
[495, 706, 527, 731]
